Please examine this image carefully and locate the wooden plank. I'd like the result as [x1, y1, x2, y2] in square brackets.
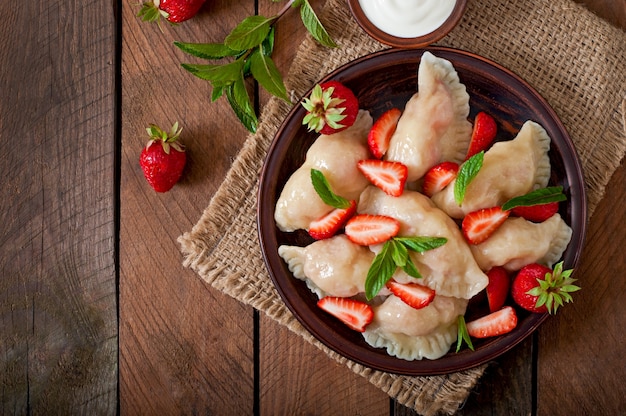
[119, 0, 256, 413]
[536, 163, 626, 415]
[255, 0, 390, 412]
[0, 0, 117, 414]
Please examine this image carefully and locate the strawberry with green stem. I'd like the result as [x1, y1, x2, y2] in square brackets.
[139, 122, 186, 193]
[301, 81, 359, 135]
[138, 0, 206, 26]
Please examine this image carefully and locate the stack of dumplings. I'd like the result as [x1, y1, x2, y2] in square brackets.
[275, 52, 573, 361]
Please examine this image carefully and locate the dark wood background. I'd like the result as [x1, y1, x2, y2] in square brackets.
[1, 0, 624, 414]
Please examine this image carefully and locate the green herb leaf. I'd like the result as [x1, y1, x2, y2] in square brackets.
[174, 41, 240, 60]
[260, 27, 275, 56]
[501, 186, 567, 211]
[394, 236, 448, 253]
[390, 239, 407, 268]
[226, 74, 257, 133]
[454, 151, 484, 205]
[299, 0, 338, 48]
[181, 59, 244, 83]
[401, 255, 422, 279]
[456, 315, 475, 352]
[310, 169, 351, 209]
[225, 15, 273, 51]
[365, 241, 397, 300]
[249, 49, 289, 101]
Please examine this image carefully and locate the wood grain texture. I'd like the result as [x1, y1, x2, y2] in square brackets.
[0, 0, 117, 414]
[119, 1, 255, 414]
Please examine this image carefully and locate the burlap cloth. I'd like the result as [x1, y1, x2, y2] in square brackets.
[179, 0, 626, 414]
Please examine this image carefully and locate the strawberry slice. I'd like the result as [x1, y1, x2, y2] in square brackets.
[367, 108, 401, 158]
[485, 266, 510, 313]
[308, 200, 357, 240]
[422, 161, 459, 197]
[386, 280, 435, 310]
[466, 112, 497, 160]
[466, 306, 518, 338]
[344, 214, 400, 246]
[511, 201, 560, 222]
[462, 206, 510, 245]
[357, 159, 408, 197]
[317, 296, 374, 332]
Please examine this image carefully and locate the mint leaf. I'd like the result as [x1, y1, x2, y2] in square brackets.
[456, 315, 475, 352]
[394, 236, 448, 253]
[226, 74, 257, 133]
[402, 255, 422, 279]
[260, 27, 275, 56]
[249, 49, 289, 101]
[454, 151, 484, 205]
[310, 169, 351, 209]
[225, 15, 273, 51]
[390, 239, 407, 268]
[174, 41, 240, 60]
[299, 0, 337, 48]
[181, 59, 244, 83]
[365, 241, 397, 300]
[501, 186, 567, 211]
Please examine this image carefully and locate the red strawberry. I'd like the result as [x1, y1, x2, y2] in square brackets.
[367, 108, 401, 158]
[511, 201, 560, 222]
[317, 297, 374, 332]
[462, 206, 510, 245]
[357, 160, 408, 197]
[301, 81, 359, 135]
[466, 306, 518, 338]
[386, 281, 435, 310]
[422, 161, 459, 197]
[485, 266, 510, 313]
[308, 200, 357, 240]
[138, 0, 206, 24]
[344, 214, 400, 246]
[511, 262, 580, 314]
[466, 112, 497, 160]
[139, 122, 186, 192]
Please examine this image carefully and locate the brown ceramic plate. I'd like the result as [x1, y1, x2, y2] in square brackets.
[257, 47, 587, 376]
[347, 0, 467, 49]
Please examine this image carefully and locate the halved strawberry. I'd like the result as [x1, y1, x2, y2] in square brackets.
[462, 206, 510, 245]
[466, 112, 497, 160]
[308, 200, 357, 240]
[486, 266, 510, 313]
[386, 280, 435, 310]
[511, 201, 560, 222]
[317, 296, 374, 332]
[466, 306, 518, 338]
[422, 161, 459, 197]
[344, 214, 400, 246]
[357, 159, 408, 197]
[367, 108, 401, 158]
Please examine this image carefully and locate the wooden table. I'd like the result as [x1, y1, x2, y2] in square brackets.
[1, 0, 624, 414]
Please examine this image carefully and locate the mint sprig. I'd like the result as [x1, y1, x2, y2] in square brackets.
[175, 0, 336, 133]
[364, 236, 447, 300]
[454, 151, 484, 205]
[455, 315, 474, 352]
[310, 169, 351, 209]
[501, 186, 567, 211]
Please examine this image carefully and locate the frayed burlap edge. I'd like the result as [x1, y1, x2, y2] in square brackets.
[179, 0, 626, 414]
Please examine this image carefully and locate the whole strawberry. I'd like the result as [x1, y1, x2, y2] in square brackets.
[511, 262, 580, 314]
[138, 0, 206, 25]
[301, 81, 359, 135]
[140, 122, 186, 193]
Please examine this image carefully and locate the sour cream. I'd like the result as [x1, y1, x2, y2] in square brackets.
[358, 0, 457, 38]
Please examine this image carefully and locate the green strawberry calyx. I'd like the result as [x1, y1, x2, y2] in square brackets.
[145, 122, 184, 154]
[528, 261, 580, 314]
[301, 84, 347, 133]
[137, 1, 172, 29]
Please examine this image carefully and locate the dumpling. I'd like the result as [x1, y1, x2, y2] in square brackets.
[432, 120, 552, 219]
[363, 294, 467, 360]
[470, 214, 573, 272]
[274, 110, 373, 232]
[358, 186, 488, 299]
[385, 51, 472, 182]
[278, 235, 375, 298]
